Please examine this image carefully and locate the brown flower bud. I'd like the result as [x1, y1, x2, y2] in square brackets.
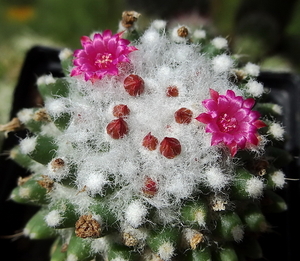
[106, 118, 129, 139]
[33, 108, 51, 122]
[75, 214, 101, 238]
[124, 74, 145, 96]
[37, 175, 54, 192]
[113, 104, 130, 118]
[123, 232, 139, 246]
[121, 11, 141, 29]
[177, 26, 189, 38]
[159, 137, 181, 159]
[50, 158, 65, 172]
[175, 108, 193, 124]
[166, 86, 179, 97]
[142, 132, 158, 151]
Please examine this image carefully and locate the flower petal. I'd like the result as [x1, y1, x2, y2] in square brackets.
[80, 36, 92, 46]
[253, 120, 267, 129]
[209, 89, 219, 101]
[203, 99, 218, 111]
[198, 89, 264, 156]
[71, 30, 137, 82]
[195, 113, 212, 124]
[243, 97, 255, 109]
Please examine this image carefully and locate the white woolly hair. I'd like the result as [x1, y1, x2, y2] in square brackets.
[66, 254, 79, 261]
[271, 170, 286, 189]
[17, 108, 34, 123]
[37, 74, 56, 85]
[211, 37, 228, 49]
[23, 228, 37, 239]
[212, 54, 234, 74]
[40, 122, 62, 137]
[76, 170, 109, 196]
[45, 210, 63, 227]
[59, 48, 73, 61]
[45, 98, 68, 117]
[272, 104, 283, 115]
[91, 236, 115, 255]
[140, 28, 161, 46]
[204, 167, 231, 190]
[158, 242, 175, 260]
[151, 20, 167, 30]
[193, 29, 206, 39]
[20, 136, 37, 154]
[124, 200, 148, 228]
[18, 187, 30, 199]
[244, 62, 260, 77]
[245, 80, 264, 97]
[268, 122, 285, 140]
[246, 177, 264, 198]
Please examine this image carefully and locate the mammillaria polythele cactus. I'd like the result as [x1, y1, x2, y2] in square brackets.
[1, 12, 290, 261]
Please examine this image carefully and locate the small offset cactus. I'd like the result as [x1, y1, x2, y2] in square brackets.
[1, 12, 290, 261]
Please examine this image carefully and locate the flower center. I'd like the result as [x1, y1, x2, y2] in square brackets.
[95, 53, 113, 68]
[217, 113, 238, 133]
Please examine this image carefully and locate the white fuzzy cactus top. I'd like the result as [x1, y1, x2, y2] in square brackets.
[25, 22, 265, 228]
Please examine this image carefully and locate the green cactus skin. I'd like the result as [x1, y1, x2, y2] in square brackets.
[241, 203, 268, 233]
[24, 209, 57, 239]
[38, 78, 70, 99]
[10, 175, 51, 205]
[10, 145, 35, 169]
[214, 244, 239, 261]
[180, 200, 208, 228]
[214, 212, 244, 242]
[66, 233, 93, 261]
[23, 135, 58, 165]
[50, 238, 67, 261]
[146, 227, 180, 259]
[185, 247, 212, 261]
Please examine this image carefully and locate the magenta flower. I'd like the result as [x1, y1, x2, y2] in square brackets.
[196, 89, 266, 156]
[71, 30, 137, 82]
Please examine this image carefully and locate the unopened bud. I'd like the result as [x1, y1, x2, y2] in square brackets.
[124, 74, 145, 96]
[106, 118, 129, 139]
[142, 132, 158, 151]
[142, 176, 158, 197]
[159, 137, 181, 159]
[174, 108, 193, 124]
[166, 86, 179, 97]
[113, 104, 130, 118]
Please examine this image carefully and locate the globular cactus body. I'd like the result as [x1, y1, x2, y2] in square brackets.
[2, 14, 289, 261]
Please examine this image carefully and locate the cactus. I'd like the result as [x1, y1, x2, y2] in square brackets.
[1, 12, 290, 261]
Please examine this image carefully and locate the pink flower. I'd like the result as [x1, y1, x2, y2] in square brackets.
[71, 30, 137, 82]
[196, 89, 266, 156]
